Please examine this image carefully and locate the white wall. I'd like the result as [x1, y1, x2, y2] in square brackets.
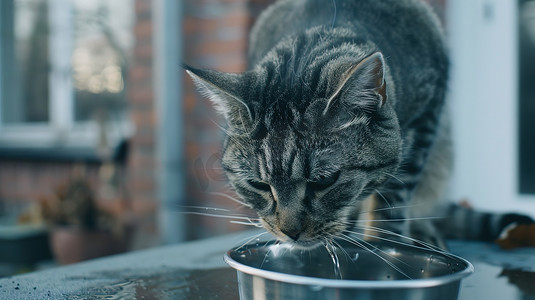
[447, 0, 535, 216]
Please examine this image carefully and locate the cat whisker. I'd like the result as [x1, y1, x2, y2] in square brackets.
[238, 110, 247, 133]
[327, 235, 353, 263]
[344, 228, 445, 256]
[339, 233, 413, 279]
[205, 191, 252, 208]
[347, 216, 444, 223]
[260, 246, 273, 269]
[235, 231, 270, 251]
[208, 118, 232, 136]
[352, 225, 450, 256]
[322, 240, 343, 279]
[179, 205, 231, 212]
[374, 189, 392, 214]
[230, 220, 264, 228]
[178, 204, 256, 215]
[341, 232, 413, 269]
[358, 203, 423, 215]
[230, 135, 249, 153]
[178, 204, 259, 218]
[331, 0, 337, 28]
[259, 240, 289, 269]
[181, 211, 260, 221]
[208, 118, 249, 151]
[381, 171, 407, 186]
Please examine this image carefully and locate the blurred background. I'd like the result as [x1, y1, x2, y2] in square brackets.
[0, 0, 533, 276]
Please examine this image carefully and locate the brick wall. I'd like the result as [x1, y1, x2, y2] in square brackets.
[126, 0, 276, 244]
[183, 0, 276, 240]
[125, 0, 158, 248]
[0, 161, 99, 212]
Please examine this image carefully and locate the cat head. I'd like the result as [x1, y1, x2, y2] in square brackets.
[186, 51, 402, 248]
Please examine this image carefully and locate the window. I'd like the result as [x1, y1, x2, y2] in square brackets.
[448, 0, 535, 215]
[1, 0, 50, 125]
[519, 0, 535, 194]
[0, 0, 133, 154]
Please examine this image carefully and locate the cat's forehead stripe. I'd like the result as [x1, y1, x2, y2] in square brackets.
[281, 133, 295, 168]
[282, 135, 301, 179]
[259, 132, 305, 180]
[260, 139, 272, 177]
[258, 151, 267, 180]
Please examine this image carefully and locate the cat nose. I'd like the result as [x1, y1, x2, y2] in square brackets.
[276, 207, 304, 241]
[281, 228, 301, 241]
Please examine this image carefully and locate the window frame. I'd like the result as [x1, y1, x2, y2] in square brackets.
[0, 0, 132, 159]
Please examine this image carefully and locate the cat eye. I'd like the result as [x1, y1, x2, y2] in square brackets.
[247, 180, 272, 192]
[308, 171, 340, 191]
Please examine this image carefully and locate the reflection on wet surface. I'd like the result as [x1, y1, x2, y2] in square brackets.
[66, 267, 239, 299]
[500, 269, 535, 296]
[459, 263, 535, 300]
[451, 239, 535, 300]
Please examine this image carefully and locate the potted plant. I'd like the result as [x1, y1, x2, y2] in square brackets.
[40, 178, 130, 265]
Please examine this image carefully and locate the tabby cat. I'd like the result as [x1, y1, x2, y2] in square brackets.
[186, 0, 533, 249]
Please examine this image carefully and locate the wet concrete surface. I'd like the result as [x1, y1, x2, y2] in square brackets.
[1, 232, 534, 299]
[0, 232, 243, 299]
[450, 240, 535, 300]
[65, 267, 238, 299]
[0, 267, 239, 299]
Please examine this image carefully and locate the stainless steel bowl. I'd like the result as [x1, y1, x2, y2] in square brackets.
[224, 239, 473, 300]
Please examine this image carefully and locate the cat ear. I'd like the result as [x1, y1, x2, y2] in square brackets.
[324, 52, 387, 116]
[185, 66, 253, 132]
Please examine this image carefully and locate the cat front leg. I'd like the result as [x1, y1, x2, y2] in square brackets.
[361, 190, 411, 241]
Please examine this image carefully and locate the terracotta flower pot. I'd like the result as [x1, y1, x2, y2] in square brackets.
[50, 226, 129, 265]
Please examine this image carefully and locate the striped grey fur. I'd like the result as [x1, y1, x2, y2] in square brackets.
[430, 203, 535, 243]
[186, 0, 533, 248]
